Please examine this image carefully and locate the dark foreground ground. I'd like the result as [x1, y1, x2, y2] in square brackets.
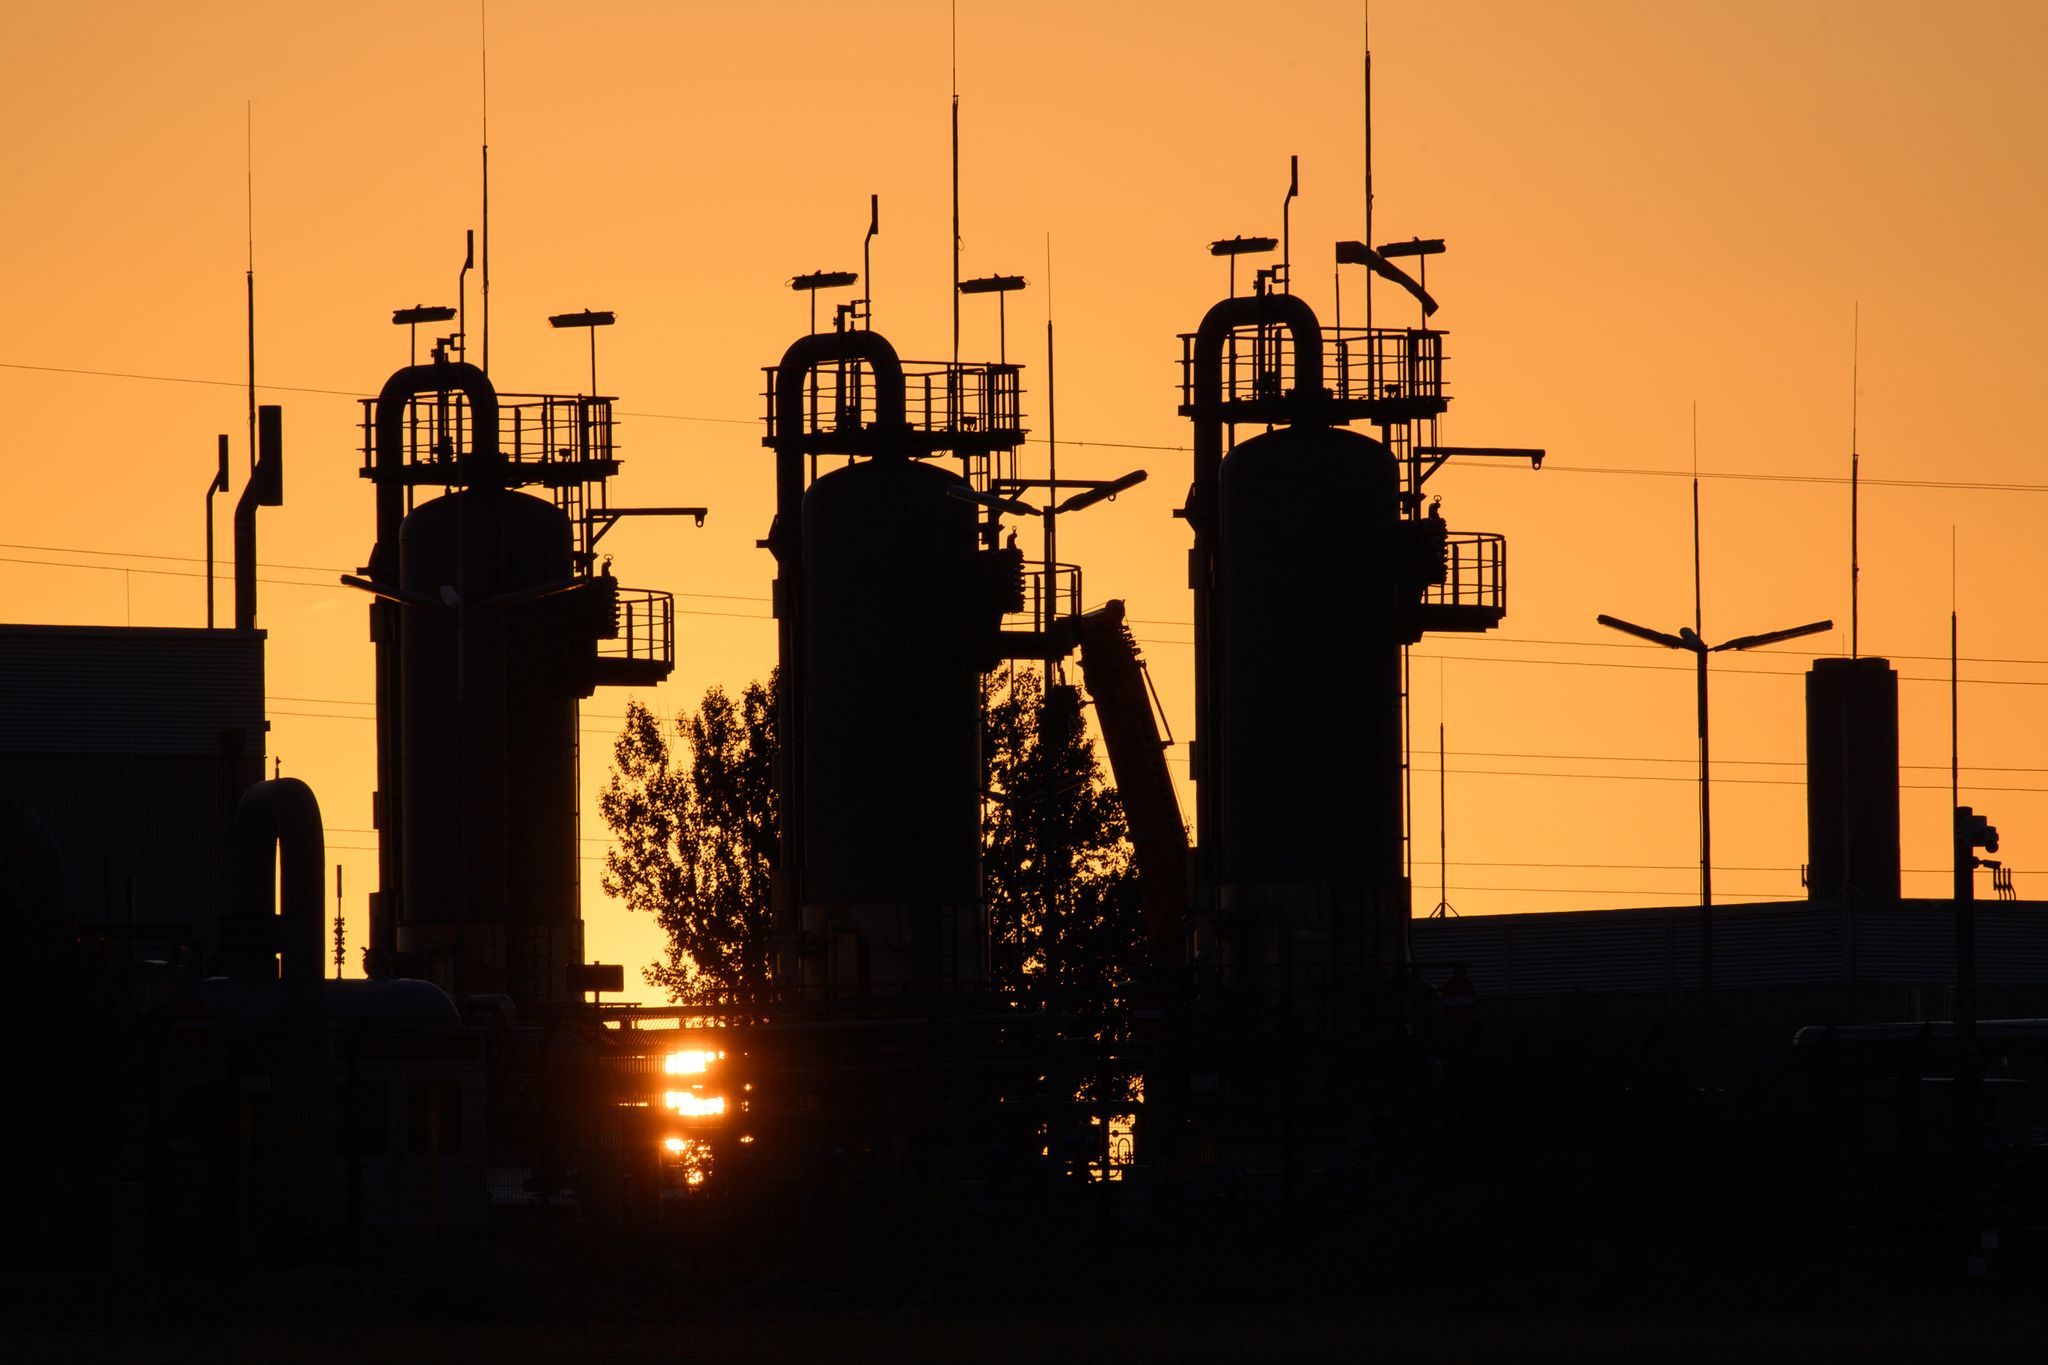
[13, 1304, 2048, 1365]
[10, 1194, 2048, 1365]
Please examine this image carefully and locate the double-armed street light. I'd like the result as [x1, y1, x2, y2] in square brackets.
[1595, 612, 1833, 1019]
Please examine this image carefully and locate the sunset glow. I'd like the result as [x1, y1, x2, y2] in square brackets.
[4, 2, 2042, 977]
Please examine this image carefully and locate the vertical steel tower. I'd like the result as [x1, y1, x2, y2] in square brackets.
[1178, 242, 1538, 1026]
[354, 338, 678, 1004]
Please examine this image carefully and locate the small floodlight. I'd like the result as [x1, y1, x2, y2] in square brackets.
[392, 304, 459, 365]
[549, 309, 616, 395]
[957, 274, 1027, 295]
[790, 270, 859, 291]
[791, 270, 859, 334]
[392, 304, 456, 325]
[1376, 238, 1446, 258]
[1209, 235, 1278, 257]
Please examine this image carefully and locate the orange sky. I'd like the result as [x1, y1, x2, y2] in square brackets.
[4, 1, 2044, 988]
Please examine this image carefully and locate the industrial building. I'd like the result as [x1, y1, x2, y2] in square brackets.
[5, 160, 2045, 1293]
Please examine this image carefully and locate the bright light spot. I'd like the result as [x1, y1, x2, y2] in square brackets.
[739, 1135, 755, 1145]
[664, 1091, 727, 1118]
[661, 1135, 713, 1189]
[664, 1048, 723, 1075]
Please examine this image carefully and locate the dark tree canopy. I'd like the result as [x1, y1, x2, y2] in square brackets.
[981, 666, 1143, 1025]
[599, 674, 778, 1005]
[599, 664, 1142, 1056]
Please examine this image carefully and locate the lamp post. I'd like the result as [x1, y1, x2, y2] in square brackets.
[1594, 612, 1832, 1023]
[547, 309, 616, 396]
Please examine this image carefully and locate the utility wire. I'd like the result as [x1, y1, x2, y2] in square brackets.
[7, 360, 2048, 496]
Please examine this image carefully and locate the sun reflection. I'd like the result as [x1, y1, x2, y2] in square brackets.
[664, 1048, 725, 1075]
[660, 1135, 713, 1190]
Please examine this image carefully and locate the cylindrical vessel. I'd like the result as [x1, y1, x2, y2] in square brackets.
[1217, 423, 1406, 989]
[1806, 656, 1901, 903]
[801, 456, 985, 995]
[395, 487, 583, 1001]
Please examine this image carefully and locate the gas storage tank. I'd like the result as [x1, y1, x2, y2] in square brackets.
[801, 455, 987, 996]
[395, 486, 583, 1002]
[1217, 422, 1407, 978]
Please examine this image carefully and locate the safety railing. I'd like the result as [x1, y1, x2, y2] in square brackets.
[1177, 324, 1448, 414]
[1421, 531, 1506, 615]
[359, 393, 619, 475]
[762, 359, 1025, 453]
[1012, 562, 1082, 637]
[597, 587, 676, 672]
[1326, 326, 1446, 407]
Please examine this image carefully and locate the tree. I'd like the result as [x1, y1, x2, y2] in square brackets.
[981, 666, 1146, 1115]
[982, 666, 1143, 1008]
[599, 674, 777, 1005]
[599, 664, 1144, 1038]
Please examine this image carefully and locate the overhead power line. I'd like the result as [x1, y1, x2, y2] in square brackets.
[7, 359, 2048, 495]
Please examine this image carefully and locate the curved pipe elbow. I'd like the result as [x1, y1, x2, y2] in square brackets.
[770, 330, 909, 446]
[1189, 293, 1325, 407]
[232, 778, 327, 998]
[371, 361, 501, 568]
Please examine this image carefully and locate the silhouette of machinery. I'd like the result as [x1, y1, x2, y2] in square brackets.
[1177, 233, 1540, 1023]
[351, 335, 681, 1005]
[762, 272, 1043, 1002]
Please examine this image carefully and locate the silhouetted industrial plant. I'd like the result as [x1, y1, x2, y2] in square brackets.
[13, 125, 2048, 1328]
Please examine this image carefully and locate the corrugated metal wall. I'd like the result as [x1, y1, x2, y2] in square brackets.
[0, 626, 265, 755]
[1, 626, 266, 956]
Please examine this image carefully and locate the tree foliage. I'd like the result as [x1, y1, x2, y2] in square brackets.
[981, 666, 1143, 1026]
[599, 664, 1143, 1051]
[599, 674, 778, 1005]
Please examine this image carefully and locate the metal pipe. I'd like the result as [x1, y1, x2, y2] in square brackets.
[370, 359, 500, 579]
[363, 360, 500, 975]
[231, 777, 327, 1003]
[764, 329, 912, 986]
[233, 406, 283, 631]
[205, 434, 229, 628]
[1182, 292, 1324, 883]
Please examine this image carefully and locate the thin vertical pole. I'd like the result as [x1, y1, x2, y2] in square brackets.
[335, 863, 345, 980]
[1953, 593, 1977, 1144]
[1043, 236, 1058, 676]
[481, 0, 491, 375]
[1693, 403, 1711, 1026]
[1044, 307, 1058, 673]
[1437, 721, 1447, 914]
[1363, 6, 1373, 337]
[246, 103, 256, 481]
[1851, 304, 1860, 659]
[950, 3, 960, 369]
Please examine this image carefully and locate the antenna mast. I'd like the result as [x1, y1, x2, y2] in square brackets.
[481, 0, 491, 375]
[1045, 233, 1057, 675]
[950, 2, 960, 368]
[1363, 5, 1373, 334]
[246, 102, 256, 478]
[1692, 402, 1702, 638]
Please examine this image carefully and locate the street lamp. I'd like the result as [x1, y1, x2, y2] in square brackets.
[547, 309, 616, 396]
[1594, 611, 1833, 1019]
